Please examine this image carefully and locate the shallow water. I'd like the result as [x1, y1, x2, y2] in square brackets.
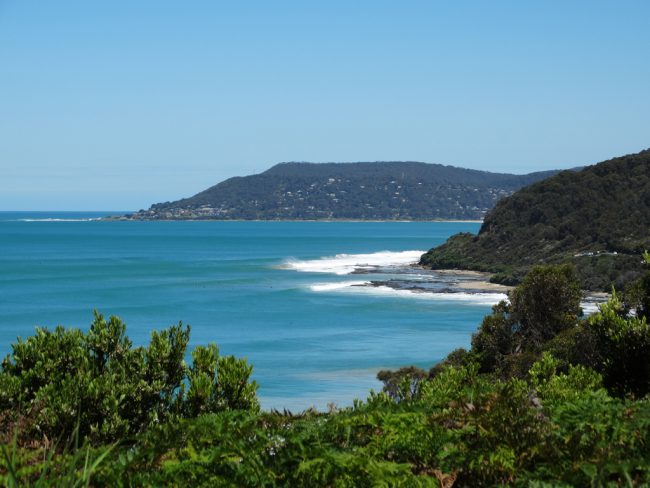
[0, 212, 494, 410]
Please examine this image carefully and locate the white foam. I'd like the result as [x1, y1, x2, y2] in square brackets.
[309, 280, 371, 292]
[316, 280, 607, 310]
[283, 250, 425, 275]
[365, 286, 507, 305]
[17, 218, 99, 222]
[580, 301, 605, 316]
[310, 280, 506, 306]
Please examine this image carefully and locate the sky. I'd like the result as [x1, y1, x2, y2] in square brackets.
[1, 1, 648, 210]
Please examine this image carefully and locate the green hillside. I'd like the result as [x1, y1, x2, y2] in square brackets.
[420, 149, 650, 290]
[124, 162, 560, 220]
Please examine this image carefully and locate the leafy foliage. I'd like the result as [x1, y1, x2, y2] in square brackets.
[0, 312, 258, 444]
[468, 264, 581, 377]
[588, 292, 650, 398]
[509, 264, 582, 347]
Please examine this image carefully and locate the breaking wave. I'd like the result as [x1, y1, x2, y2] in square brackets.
[309, 280, 507, 306]
[282, 250, 425, 275]
[309, 279, 607, 312]
[309, 281, 371, 292]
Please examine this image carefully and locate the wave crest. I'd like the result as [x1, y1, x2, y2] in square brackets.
[282, 250, 425, 275]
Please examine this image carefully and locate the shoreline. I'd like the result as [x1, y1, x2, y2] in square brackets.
[395, 265, 609, 300]
[359, 265, 514, 296]
[453, 279, 513, 293]
[101, 216, 484, 223]
[415, 268, 513, 294]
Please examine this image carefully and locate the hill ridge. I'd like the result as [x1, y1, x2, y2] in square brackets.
[124, 161, 562, 221]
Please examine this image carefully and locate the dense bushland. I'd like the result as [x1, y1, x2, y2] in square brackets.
[420, 149, 650, 290]
[2, 260, 650, 486]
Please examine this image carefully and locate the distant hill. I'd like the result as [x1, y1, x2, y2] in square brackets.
[420, 149, 650, 290]
[123, 162, 561, 221]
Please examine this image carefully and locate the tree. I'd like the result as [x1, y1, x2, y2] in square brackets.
[377, 366, 427, 401]
[588, 293, 650, 398]
[470, 265, 582, 376]
[509, 264, 581, 349]
[471, 301, 514, 374]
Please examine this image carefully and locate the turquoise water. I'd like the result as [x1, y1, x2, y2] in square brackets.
[0, 212, 489, 410]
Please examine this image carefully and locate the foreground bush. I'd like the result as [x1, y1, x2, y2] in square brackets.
[429, 262, 650, 399]
[3, 351, 649, 486]
[0, 312, 258, 444]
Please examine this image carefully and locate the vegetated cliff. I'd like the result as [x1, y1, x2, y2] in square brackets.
[125, 162, 560, 220]
[420, 149, 650, 290]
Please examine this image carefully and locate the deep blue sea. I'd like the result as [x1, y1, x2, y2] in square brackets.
[0, 211, 496, 410]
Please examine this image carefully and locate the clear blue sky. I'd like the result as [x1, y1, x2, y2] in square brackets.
[1, 1, 648, 210]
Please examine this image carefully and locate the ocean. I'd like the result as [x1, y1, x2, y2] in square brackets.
[0, 211, 499, 410]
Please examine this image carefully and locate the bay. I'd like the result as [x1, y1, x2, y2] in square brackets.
[0, 212, 490, 410]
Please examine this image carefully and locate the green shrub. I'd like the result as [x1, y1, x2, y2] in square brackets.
[0, 312, 258, 444]
[184, 345, 259, 416]
[429, 375, 552, 485]
[469, 265, 582, 378]
[528, 352, 603, 408]
[509, 264, 581, 348]
[588, 292, 650, 398]
[540, 322, 600, 372]
[471, 300, 514, 374]
[534, 393, 650, 485]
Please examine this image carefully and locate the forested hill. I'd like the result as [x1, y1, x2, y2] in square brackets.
[420, 149, 650, 290]
[123, 162, 560, 220]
